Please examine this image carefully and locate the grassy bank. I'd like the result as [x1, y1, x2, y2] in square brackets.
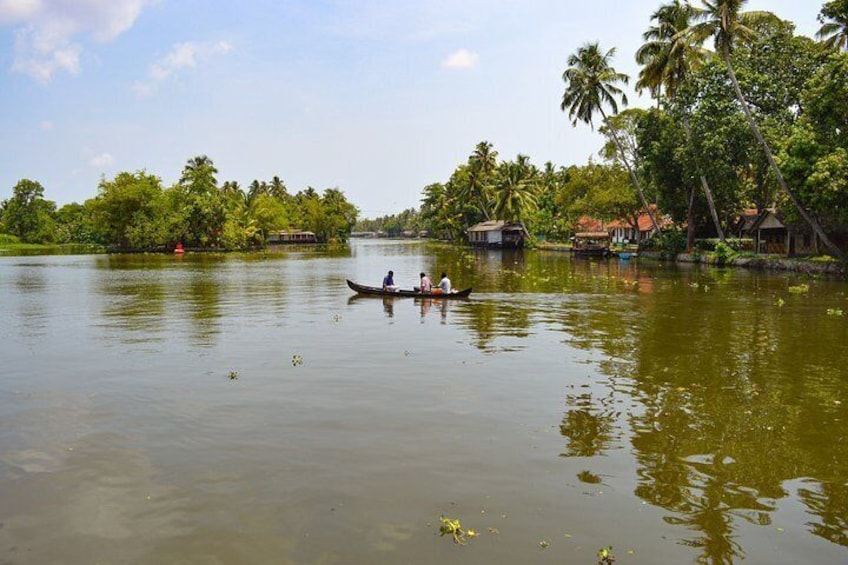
[0, 242, 107, 256]
[640, 251, 846, 277]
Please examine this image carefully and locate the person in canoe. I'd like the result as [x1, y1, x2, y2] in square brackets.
[431, 272, 452, 295]
[382, 270, 399, 291]
[418, 272, 432, 293]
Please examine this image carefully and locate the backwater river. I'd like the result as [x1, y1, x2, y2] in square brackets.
[1, 239, 847, 564]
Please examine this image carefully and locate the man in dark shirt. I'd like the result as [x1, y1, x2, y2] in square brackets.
[382, 270, 398, 291]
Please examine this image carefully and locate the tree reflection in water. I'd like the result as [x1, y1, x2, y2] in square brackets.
[798, 481, 848, 546]
[559, 392, 620, 457]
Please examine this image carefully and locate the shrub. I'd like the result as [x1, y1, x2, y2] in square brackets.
[695, 238, 753, 252]
[641, 228, 686, 256]
[713, 241, 737, 265]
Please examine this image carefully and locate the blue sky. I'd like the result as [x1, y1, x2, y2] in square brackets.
[0, 0, 820, 218]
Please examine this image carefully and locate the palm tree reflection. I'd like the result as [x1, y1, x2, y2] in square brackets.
[559, 392, 619, 457]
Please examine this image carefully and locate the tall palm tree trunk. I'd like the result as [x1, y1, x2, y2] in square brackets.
[682, 117, 725, 241]
[686, 184, 697, 252]
[599, 109, 661, 232]
[722, 50, 845, 261]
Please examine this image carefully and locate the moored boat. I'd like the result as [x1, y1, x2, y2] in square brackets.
[346, 279, 472, 298]
[572, 232, 610, 257]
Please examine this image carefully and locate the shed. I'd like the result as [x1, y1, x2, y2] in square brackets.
[467, 220, 527, 248]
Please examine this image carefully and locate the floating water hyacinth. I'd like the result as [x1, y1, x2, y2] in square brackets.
[228, 371, 238, 380]
[597, 546, 616, 564]
[438, 515, 476, 545]
[292, 354, 303, 366]
[788, 283, 809, 294]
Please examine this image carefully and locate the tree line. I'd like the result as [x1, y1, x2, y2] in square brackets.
[412, 0, 848, 258]
[0, 155, 358, 249]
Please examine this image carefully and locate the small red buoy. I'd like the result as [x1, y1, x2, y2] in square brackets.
[174, 243, 185, 254]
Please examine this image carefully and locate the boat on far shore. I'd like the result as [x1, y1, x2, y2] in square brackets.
[572, 232, 611, 257]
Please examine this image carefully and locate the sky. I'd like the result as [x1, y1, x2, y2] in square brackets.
[0, 0, 822, 218]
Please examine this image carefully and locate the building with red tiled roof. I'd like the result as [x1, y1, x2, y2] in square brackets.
[607, 206, 672, 244]
[574, 215, 606, 233]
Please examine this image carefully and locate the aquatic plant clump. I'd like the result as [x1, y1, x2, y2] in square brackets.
[438, 516, 478, 545]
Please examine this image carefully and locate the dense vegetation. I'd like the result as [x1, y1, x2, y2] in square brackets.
[411, 0, 848, 258]
[0, 156, 358, 250]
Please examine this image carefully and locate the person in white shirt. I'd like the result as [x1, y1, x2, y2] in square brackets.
[438, 272, 451, 294]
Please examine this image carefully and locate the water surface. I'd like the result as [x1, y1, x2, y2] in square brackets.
[1, 240, 846, 564]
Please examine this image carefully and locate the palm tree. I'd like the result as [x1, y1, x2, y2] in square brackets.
[268, 176, 289, 201]
[247, 180, 268, 203]
[816, 0, 848, 51]
[636, 0, 725, 241]
[689, 0, 845, 260]
[493, 154, 539, 227]
[179, 155, 218, 193]
[465, 141, 498, 220]
[561, 42, 660, 232]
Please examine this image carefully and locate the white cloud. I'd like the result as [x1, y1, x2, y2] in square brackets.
[0, 0, 41, 24]
[3, 0, 152, 82]
[89, 153, 114, 167]
[442, 48, 479, 70]
[135, 40, 232, 96]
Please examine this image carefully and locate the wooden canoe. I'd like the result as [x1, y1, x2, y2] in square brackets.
[346, 279, 472, 298]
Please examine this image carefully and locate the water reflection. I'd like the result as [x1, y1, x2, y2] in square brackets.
[346, 294, 457, 325]
[559, 391, 620, 457]
[98, 270, 166, 342]
[613, 273, 848, 561]
[417, 297, 450, 324]
[382, 296, 395, 318]
[2, 243, 847, 563]
[798, 480, 848, 546]
[14, 266, 49, 339]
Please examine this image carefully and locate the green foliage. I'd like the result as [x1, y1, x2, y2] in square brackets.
[438, 516, 478, 545]
[1, 179, 57, 243]
[90, 171, 168, 249]
[0, 233, 21, 244]
[636, 108, 697, 225]
[419, 142, 542, 239]
[817, 0, 848, 51]
[55, 202, 100, 244]
[493, 154, 539, 224]
[557, 162, 636, 230]
[355, 208, 422, 235]
[1, 155, 360, 251]
[172, 156, 226, 247]
[712, 241, 737, 264]
[695, 238, 753, 252]
[781, 53, 848, 226]
[641, 228, 686, 255]
[598, 546, 616, 564]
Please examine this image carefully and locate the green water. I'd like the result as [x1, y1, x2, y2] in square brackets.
[1, 240, 846, 564]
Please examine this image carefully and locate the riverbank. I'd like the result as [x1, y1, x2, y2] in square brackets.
[0, 242, 106, 255]
[537, 241, 846, 277]
[640, 251, 846, 277]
